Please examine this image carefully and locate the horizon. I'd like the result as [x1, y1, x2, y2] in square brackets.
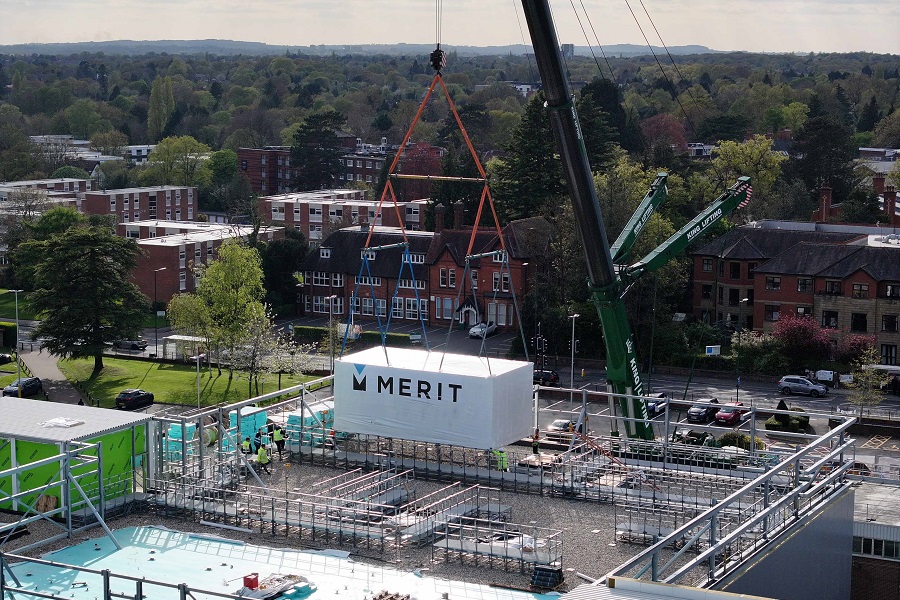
[0, 1, 896, 56]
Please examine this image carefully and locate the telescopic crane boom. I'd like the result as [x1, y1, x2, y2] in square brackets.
[519, 1, 751, 440]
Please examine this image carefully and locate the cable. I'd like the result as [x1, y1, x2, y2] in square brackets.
[570, 0, 615, 81]
[511, 0, 537, 83]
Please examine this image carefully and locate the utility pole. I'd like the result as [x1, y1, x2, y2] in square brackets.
[153, 267, 166, 358]
[569, 313, 579, 402]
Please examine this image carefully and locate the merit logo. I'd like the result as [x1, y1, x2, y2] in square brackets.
[352, 364, 367, 391]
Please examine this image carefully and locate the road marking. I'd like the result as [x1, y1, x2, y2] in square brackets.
[861, 435, 891, 449]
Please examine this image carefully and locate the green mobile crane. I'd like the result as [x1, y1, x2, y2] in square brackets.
[520, 1, 752, 440]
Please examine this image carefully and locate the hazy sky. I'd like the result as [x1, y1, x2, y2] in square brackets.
[1, 0, 897, 54]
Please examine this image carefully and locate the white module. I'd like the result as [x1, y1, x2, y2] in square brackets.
[334, 347, 533, 449]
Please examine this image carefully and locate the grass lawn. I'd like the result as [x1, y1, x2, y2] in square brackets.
[0, 289, 39, 321]
[59, 357, 317, 408]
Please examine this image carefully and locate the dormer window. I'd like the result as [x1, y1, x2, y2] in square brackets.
[320, 248, 332, 259]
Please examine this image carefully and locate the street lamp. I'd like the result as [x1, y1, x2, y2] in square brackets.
[569, 313, 579, 402]
[736, 298, 749, 403]
[327, 294, 338, 374]
[9, 289, 22, 397]
[153, 267, 166, 358]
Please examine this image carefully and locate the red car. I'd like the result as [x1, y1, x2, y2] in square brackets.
[714, 402, 747, 426]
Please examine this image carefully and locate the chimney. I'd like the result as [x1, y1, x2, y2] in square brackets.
[434, 203, 446, 233]
[453, 200, 464, 229]
[874, 173, 886, 195]
[819, 186, 833, 220]
[886, 185, 898, 226]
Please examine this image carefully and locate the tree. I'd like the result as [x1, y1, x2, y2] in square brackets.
[873, 110, 900, 148]
[50, 165, 91, 179]
[148, 76, 175, 141]
[168, 240, 266, 379]
[290, 110, 347, 191]
[144, 135, 211, 186]
[857, 96, 880, 132]
[64, 99, 108, 139]
[19, 224, 148, 376]
[788, 114, 856, 206]
[771, 313, 831, 371]
[260, 229, 309, 310]
[846, 346, 892, 419]
[835, 334, 877, 365]
[840, 187, 883, 224]
[90, 130, 129, 157]
[711, 135, 787, 221]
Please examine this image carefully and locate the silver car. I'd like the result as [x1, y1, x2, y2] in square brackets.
[778, 376, 828, 397]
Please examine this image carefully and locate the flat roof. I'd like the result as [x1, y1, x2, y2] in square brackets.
[137, 225, 281, 246]
[0, 398, 151, 443]
[124, 220, 225, 231]
[339, 346, 531, 377]
[86, 185, 192, 194]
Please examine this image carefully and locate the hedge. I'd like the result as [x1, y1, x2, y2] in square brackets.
[0, 321, 16, 349]
[293, 325, 414, 349]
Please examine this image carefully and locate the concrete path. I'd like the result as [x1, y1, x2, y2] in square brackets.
[18, 347, 85, 404]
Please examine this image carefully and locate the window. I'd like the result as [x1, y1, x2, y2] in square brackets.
[361, 249, 376, 261]
[347, 159, 353, 167]
[366, 160, 372, 169]
[366, 175, 372, 183]
[312, 272, 329, 286]
[851, 312, 868, 332]
[701, 284, 712, 300]
[852, 283, 869, 299]
[407, 253, 425, 264]
[825, 280, 841, 295]
[493, 272, 501, 291]
[764, 304, 781, 322]
[883, 315, 899, 333]
[332, 273, 343, 287]
[355, 276, 382, 286]
[765, 276, 781, 291]
[272, 206, 286, 220]
[195, 247, 201, 261]
[502, 273, 510, 292]
[702, 258, 713, 272]
[442, 297, 453, 319]
[312, 296, 327, 313]
[320, 248, 331, 258]
[448, 269, 456, 287]
[493, 251, 507, 263]
[718, 261, 724, 277]
[178, 248, 186, 268]
[392, 297, 403, 318]
[309, 206, 323, 222]
[109, 198, 116, 212]
[398, 278, 425, 290]
[332, 297, 344, 315]
[471, 270, 478, 290]
[439, 268, 447, 287]
[125, 230, 139, 239]
[748, 262, 756, 276]
[179, 271, 186, 290]
[356, 160, 362, 168]
[882, 344, 897, 366]
[887, 284, 900, 298]
[405, 298, 419, 319]
[797, 278, 813, 293]
[822, 310, 839, 328]
[375, 299, 387, 317]
[728, 289, 740, 306]
[730, 262, 740, 279]
[796, 306, 813, 317]
[361, 297, 373, 315]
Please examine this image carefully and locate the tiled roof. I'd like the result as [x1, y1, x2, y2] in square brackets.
[754, 243, 900, 282]
[693, 227, 863, 260]
[301, 227, 433, 279]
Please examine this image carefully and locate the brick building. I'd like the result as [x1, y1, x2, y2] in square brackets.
[133, 224, 284, 304]
[258, 189, 428, 243]
[692, 222, 900, 364]
[0, 178, 92, 201]
[79, 186, 197, 224]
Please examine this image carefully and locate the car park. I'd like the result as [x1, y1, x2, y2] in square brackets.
[2, 377, 43, 397]
[115, 388, 154, 410]
[114, 339, 148, 351]
[778, 375, 828, 397]
[714, 402, 747, 426]
[687, 398, 720, 423]
[533, 369, 560, 386]
[645, 392, 669, 416]
[468, 321, 498, 338]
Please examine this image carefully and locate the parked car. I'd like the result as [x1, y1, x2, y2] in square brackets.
[714, 402, 747, 426]
[2, 377, 43, 397]
[645, 392, 669, 416]
[687, 398, 720, 423]
[468, 321, 498, 339]
[114, 339, 148, 351]
[547, 419, 584, 434]
[0, 353, 13, 365]
[115, 388, 154, 410]
[533, 369, 560, 386]
[778, 375, 828, 397]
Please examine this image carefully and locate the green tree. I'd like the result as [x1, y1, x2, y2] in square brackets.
[857, 96, 880, 132]
[148, 76, 175, 141]
[90, 130, 129, 157]
[847, 346, 892, 419]
[788, 114, 856, 206]
[19, 224, 148, 376]
[259, 230, 309, 310]
[874, 110, 900, 148]
[840, 187, 883, 224]
[64, 99, 108, 139]
[290, 110, 347, 191]
[144, 135, 211, 186]
[168, 240, 266, 379]
[711, 135, 786, 220]
[50, 165, 91, 179]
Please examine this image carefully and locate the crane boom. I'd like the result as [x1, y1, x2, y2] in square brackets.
[611, 173, 668, 264]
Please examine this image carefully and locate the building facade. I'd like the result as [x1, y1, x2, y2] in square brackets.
[80, 186, 197, 224]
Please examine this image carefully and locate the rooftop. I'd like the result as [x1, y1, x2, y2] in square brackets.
[0, 397, 150, 443]
[138, 225, 281, 247]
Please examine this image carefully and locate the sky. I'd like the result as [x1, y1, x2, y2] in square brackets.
[0, 0, 897, 55]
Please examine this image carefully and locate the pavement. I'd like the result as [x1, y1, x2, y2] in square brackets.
[17, 346, 85, 404]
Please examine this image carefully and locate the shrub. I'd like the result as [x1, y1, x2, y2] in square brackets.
[719, 431, 766, 450]
[764, 417, 783, 431]
[0, 321, 16, 349]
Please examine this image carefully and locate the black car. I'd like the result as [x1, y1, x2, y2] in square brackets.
[687, 398, 720, 423]
[533, 370, 560, 386]
[2, 377, 43, 397]
[0, 353, 13, 365]
[115, 388, 154, 410]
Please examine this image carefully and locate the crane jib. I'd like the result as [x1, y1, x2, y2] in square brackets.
[687, 207, 723, 241]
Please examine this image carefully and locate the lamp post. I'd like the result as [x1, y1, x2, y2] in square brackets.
[736, 298, 749, 403]
[153, 267, 166, 358]
[569, 313, 579, 403]
[327, 294, 338, 374]
[9, 289, 22, 397]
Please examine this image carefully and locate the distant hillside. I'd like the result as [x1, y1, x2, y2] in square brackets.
[0, 39, 719, 58]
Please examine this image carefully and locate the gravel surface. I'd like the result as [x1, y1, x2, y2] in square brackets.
[0, 461, 669, 592]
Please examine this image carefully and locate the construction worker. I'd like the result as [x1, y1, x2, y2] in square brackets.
[241, 437, 252, 454]
[256, 443, 271, 475]
[490, 448, 508, 472]
[254, 428, 263, 453]
[273, 426, 285, 459]
[532, 432, 540, 456]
